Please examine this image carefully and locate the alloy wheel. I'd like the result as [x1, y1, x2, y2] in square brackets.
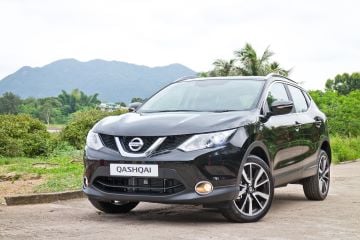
[234, 162, 271, 217]
[318, 154, 330, 195]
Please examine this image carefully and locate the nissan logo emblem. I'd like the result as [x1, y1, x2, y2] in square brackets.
[128, 137, 144, 152]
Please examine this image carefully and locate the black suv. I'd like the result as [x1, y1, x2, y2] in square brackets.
[83, 74, 331, 222]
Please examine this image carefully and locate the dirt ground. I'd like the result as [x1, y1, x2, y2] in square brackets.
[0, 173, 44, 204]
[0, 161, 359, 240]
[0, 179, 44, 204]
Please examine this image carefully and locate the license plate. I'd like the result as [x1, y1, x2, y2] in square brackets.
[110, 164, 158, 177]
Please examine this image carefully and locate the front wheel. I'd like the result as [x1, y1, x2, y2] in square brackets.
[89, 198, 139, 214]
[221, 155, 274, 223]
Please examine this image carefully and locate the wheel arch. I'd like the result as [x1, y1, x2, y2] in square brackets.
[236, 141, 272, 186]
[320, 140, 332, 163]
[249, 146, 270, 168]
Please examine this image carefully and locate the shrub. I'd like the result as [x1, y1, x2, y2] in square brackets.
[0, 114, 51, 157]
[331, 135, 360, 163]
[48, 132, 76, 156]
[61, 109, 127, 149]
[309, 90, 360, 137]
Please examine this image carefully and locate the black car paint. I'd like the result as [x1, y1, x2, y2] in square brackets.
[92, 110, 257, 136]
[83, 76, 330, 205]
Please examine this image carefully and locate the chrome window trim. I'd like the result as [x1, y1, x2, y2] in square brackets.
[260, 79, 311, 115]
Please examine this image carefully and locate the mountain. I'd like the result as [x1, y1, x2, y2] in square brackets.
[0, 59, 197, 102]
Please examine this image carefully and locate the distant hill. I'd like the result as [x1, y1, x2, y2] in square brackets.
[0, 59, 196, 102]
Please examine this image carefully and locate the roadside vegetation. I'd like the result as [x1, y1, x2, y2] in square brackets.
[0, 149, 82, 193]
[0, 108, 129, 199]
[331, 136, 360, 163]
[0, 43, 359, 197]
[0, 89, 101, 124]
[61, 109, 127, 149]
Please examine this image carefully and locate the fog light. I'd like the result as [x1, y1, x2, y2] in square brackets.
[83, 176, 88, 187]
[195, 181, 213, 195]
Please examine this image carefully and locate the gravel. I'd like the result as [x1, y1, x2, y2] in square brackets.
[1, 161, 359, 240]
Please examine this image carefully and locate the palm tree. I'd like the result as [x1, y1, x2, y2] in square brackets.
[79, 91, 99, 106]
[212, 59, 236, 76]
[58, 89, 100, 114]
[234, 43, 290, 77]
[267, 61, 291, 77]
[200, 43, 291, 78]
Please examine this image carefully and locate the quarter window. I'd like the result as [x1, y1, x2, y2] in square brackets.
[288, 85, 308, 113]
[303, 90, 311, 106]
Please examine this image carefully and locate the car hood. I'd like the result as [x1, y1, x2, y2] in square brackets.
[93, 111, 257, 136]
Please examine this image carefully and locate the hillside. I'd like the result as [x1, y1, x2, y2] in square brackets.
[0, 59, 196, 102]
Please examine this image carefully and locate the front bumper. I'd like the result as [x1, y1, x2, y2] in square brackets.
[83, 146, 244, 204]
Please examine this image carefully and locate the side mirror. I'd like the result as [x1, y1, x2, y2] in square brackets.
[128, 102, 142, 112]
[270, 100, 293, 116]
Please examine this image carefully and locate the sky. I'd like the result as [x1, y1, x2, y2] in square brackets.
[0, 0, 359, 90]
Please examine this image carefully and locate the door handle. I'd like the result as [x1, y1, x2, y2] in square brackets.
[314, 117, 322, 128]
[295, 121, 301, 132]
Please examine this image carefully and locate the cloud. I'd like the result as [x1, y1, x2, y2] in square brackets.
[0, 0, 359, 90]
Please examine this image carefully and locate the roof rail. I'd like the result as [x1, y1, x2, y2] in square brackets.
[265, 73, 296, 83]
[173, 75, 197, 82]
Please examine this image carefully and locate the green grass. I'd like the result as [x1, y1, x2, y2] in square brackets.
[0, 150, 83, 193]
[330, 135, 360, 164]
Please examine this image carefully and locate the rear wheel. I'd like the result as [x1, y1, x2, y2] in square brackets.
[302, 150, 330, 200]
[89, 198, 139, 214]
[221, 155, 274, 223]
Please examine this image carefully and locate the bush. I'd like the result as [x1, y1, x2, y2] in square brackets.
[309, 90, 360, 137]
[331, 135, 360, 163]
[61, 109, 127, 149]
[48, 132, 76, 156]
[0, 114, 51, 157]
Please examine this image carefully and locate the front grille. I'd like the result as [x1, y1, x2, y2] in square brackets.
[99, 134, 192, 154]
[99, 134, 118, 151]
[93, 177, 185, 195]
[121, 136, 158, 153]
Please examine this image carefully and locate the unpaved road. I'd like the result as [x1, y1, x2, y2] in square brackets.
[1, 161, 359, 240]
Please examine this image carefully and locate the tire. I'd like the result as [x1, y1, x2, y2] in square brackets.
[302, 150, 330, 200]
[89, 198, 139, 214]
[221, 155, 274, 223]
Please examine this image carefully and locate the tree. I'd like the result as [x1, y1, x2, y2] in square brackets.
[58, 89, 100, 114]
[325, 72, 360, 94]
[38, 97, 62, 125]
[266, 61, 291, 77]
[309, 90, 360, 137]
[234, 43, 290, 76]
[19, 97, 39, 117]
[116, 102, 127, 107]
[210, 59, 236, 76]
[131, 97, 144, 103]
[0, 92, 22, 114]
[201, 43, 290, 77]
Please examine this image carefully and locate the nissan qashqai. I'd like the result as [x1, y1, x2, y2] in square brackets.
[83, 74, 331, 222]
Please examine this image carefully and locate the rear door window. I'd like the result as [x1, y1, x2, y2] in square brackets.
[288, 85, 309, 113]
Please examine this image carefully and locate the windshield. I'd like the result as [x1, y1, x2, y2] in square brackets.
[139, 79, 265, 113]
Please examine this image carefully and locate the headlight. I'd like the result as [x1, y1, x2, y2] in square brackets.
[178, 129, 236, 152]
[86, 130, 103, 150]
